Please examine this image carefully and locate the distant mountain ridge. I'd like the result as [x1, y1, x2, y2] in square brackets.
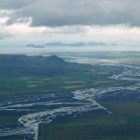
[27, 41, 107, 48]
[0, 55, 92, 77]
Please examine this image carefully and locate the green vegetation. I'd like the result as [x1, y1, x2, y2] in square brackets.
[0, 53, 140, 139]
[0, 54, 92, 78]
[0, 135, 24, 140]
[0, 115, 20, 127]
[0, 54, 125, 94]
[100, 101, 140, 117]
[0, 54, 116, 131]
[38, 101, 140, 140]
[0, 54, 116, 94]
[0, 67, 115, 94]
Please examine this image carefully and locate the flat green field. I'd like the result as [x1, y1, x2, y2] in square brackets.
[0, 115, 19, 127]
[0, 66, 117, 139]
[0, 53, 140, 139]
[38, 101, 140, 140]
[0, 135, 24, 140]
[0, 67, 116, 94]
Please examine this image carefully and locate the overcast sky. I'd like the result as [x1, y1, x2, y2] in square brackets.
[0, 0, 140, 53]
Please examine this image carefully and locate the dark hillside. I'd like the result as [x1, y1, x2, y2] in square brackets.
[0, 55, 92, 77]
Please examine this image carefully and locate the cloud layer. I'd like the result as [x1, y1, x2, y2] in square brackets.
[0, 0, 34, 9]
[1, 0, 140, 27]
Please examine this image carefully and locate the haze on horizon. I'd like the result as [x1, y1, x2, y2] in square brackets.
[0, 0, 140, 53]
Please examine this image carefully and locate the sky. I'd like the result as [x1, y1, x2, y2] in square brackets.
[0, 0, 140, 53]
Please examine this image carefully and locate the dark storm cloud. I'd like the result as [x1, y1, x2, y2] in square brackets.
[4, 0, 140, 27]
[0, 0, 34, 9]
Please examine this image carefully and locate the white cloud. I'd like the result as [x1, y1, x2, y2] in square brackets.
[0, 0, 139, 53]
[85, 25, 140, 36]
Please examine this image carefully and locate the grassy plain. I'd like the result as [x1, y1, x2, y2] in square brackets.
[38, 101, 140, 140]
[0, 63, 128, 140]
[0, 67, 115, 94]
[0, 135, 24, 140]
[0, 66, 115, 139]
[0, 61, 133, 140]
[0, 115, 19, 127]
[1, 53, 140, 139]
